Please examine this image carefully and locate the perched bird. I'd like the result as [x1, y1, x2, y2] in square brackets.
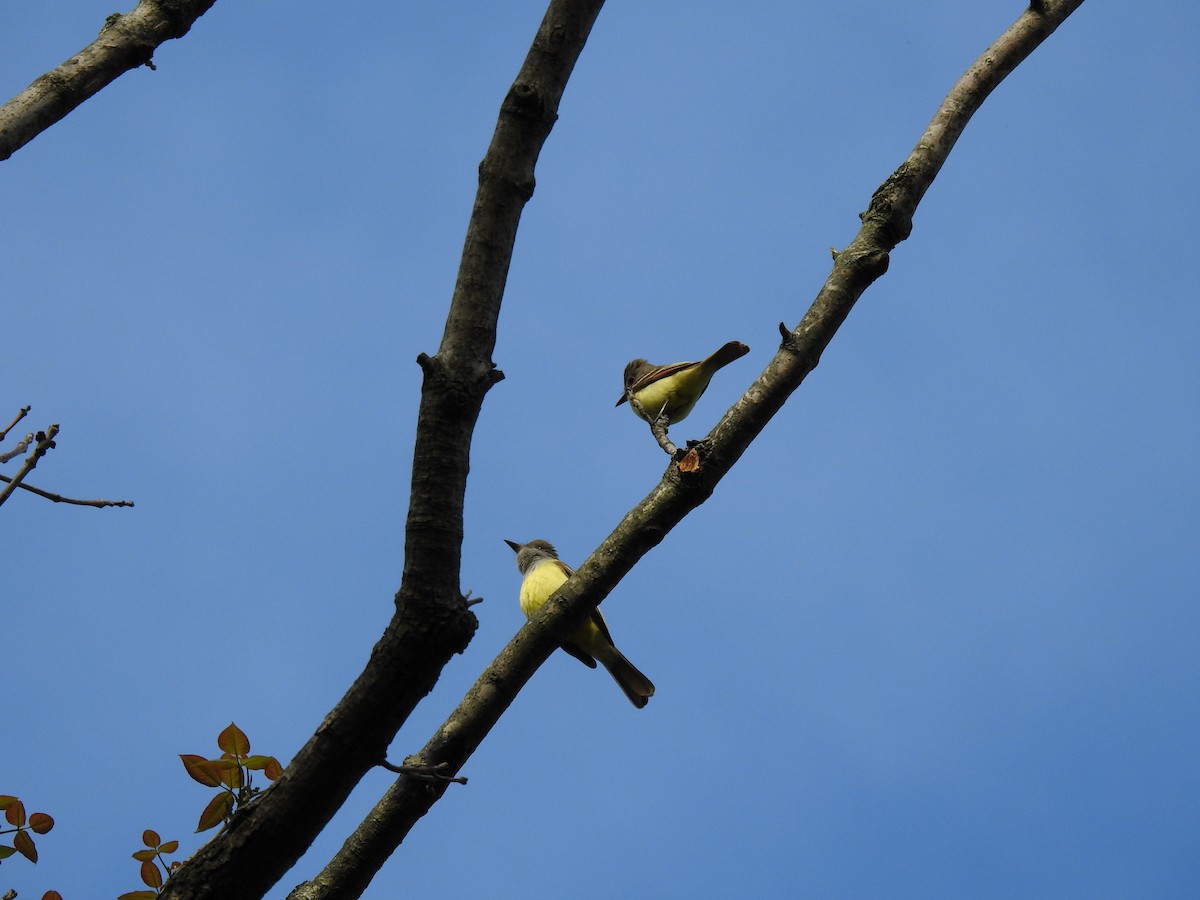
[616, 340, 750, 425]
[504, 538, 654, 709]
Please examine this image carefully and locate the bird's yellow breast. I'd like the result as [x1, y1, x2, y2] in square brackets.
[519, 558, 570, 618]
[632, 367, 709, 421]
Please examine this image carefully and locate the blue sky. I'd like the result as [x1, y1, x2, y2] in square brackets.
[4, 1, 1199, 897]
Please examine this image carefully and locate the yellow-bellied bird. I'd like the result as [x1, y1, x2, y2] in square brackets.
[616, 340, 749, 425]
[504, 539, 654, 709]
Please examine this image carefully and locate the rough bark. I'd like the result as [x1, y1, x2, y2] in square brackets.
[0, 0, 219, 160]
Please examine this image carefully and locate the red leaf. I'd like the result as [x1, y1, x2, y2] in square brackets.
[142, 828, 160, 847]
[14, 827, 37, 862]
[42, 892, 64, 900]
[4, 798, 26, 826]
[217, 722, 250, 757]
[29, 812, 54, 834]
[264, 757, 284, 780]
[132, 848, 157, 862]
[140, 858, 163, 888]
[0, 845, 17, 860]
[196, 792, 234, 833]
[197, 758, 242, 789]
[118, 892, 159, 900]
[159, 839, 179, 853]
[0, 795, 15, 809]
[181, 753, 221, 787]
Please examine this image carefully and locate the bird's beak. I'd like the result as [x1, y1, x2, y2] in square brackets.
[504, 539, 521, 553]
[615, 392, 628, 407]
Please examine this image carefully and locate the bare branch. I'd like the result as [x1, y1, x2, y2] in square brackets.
[297, 1, 1088, 891]
[629, 395, 679, 457]
[0, 0, 219, 161]
[0, 433, 33, 464]
[0, 474, 134, 508]
[0, 406, 31, 443]
[0, 425, 58, 509]
[157, 1, 607, 897]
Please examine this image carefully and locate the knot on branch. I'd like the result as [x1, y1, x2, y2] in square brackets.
[502, 80, 557, 126]
[145, 0, 203, 40]
[777, 321, 803, 355]
[96, 8, 160, 68]
[862, 166, 917, 247]
[476, 157, 536, 201]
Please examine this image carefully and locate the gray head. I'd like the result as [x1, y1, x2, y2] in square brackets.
[616, 359, 655, 406]
[504, 538, 559, 575]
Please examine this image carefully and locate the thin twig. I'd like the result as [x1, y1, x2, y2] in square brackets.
[0, 405, 30, 442]
[0, 425, 58, 508]
[0, 433, 33, 463]
[629, 396, 678, 457]
[0, 474, 134, 508]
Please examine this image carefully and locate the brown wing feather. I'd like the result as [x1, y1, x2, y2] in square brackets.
[628, 360, 698, 394]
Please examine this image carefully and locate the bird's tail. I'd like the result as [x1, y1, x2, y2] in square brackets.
[702, 340, 750, 373]
[599, 648, 656, 709]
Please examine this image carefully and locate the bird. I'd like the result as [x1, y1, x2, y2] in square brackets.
[616, 340, 750, 426]
[504, 538, 654, 708]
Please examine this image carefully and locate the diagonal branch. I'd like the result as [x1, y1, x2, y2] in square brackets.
[0, 0, 219, 161]
[295, 2, 1087, 892]
[158, 1, 607, 898]
[0, 425, 59, 508]
[0, 406, 31, 443]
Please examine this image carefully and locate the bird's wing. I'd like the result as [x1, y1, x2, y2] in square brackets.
[628, 360, 697, 394]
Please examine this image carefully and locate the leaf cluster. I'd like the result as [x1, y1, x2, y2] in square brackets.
[119, 723, 282, 897]
[0, 793, 60, 900]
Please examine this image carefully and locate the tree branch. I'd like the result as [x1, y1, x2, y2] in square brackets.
[158, 1, 607, 898]
[290, 2, 1087, 894]
[0, 0, 219, 161]
[0, 474, 134, 508]
[0, 406, 31, 443]
[0, 425, 58, 509]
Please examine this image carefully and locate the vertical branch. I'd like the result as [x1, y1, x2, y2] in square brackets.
[160, 1, 607, 899]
